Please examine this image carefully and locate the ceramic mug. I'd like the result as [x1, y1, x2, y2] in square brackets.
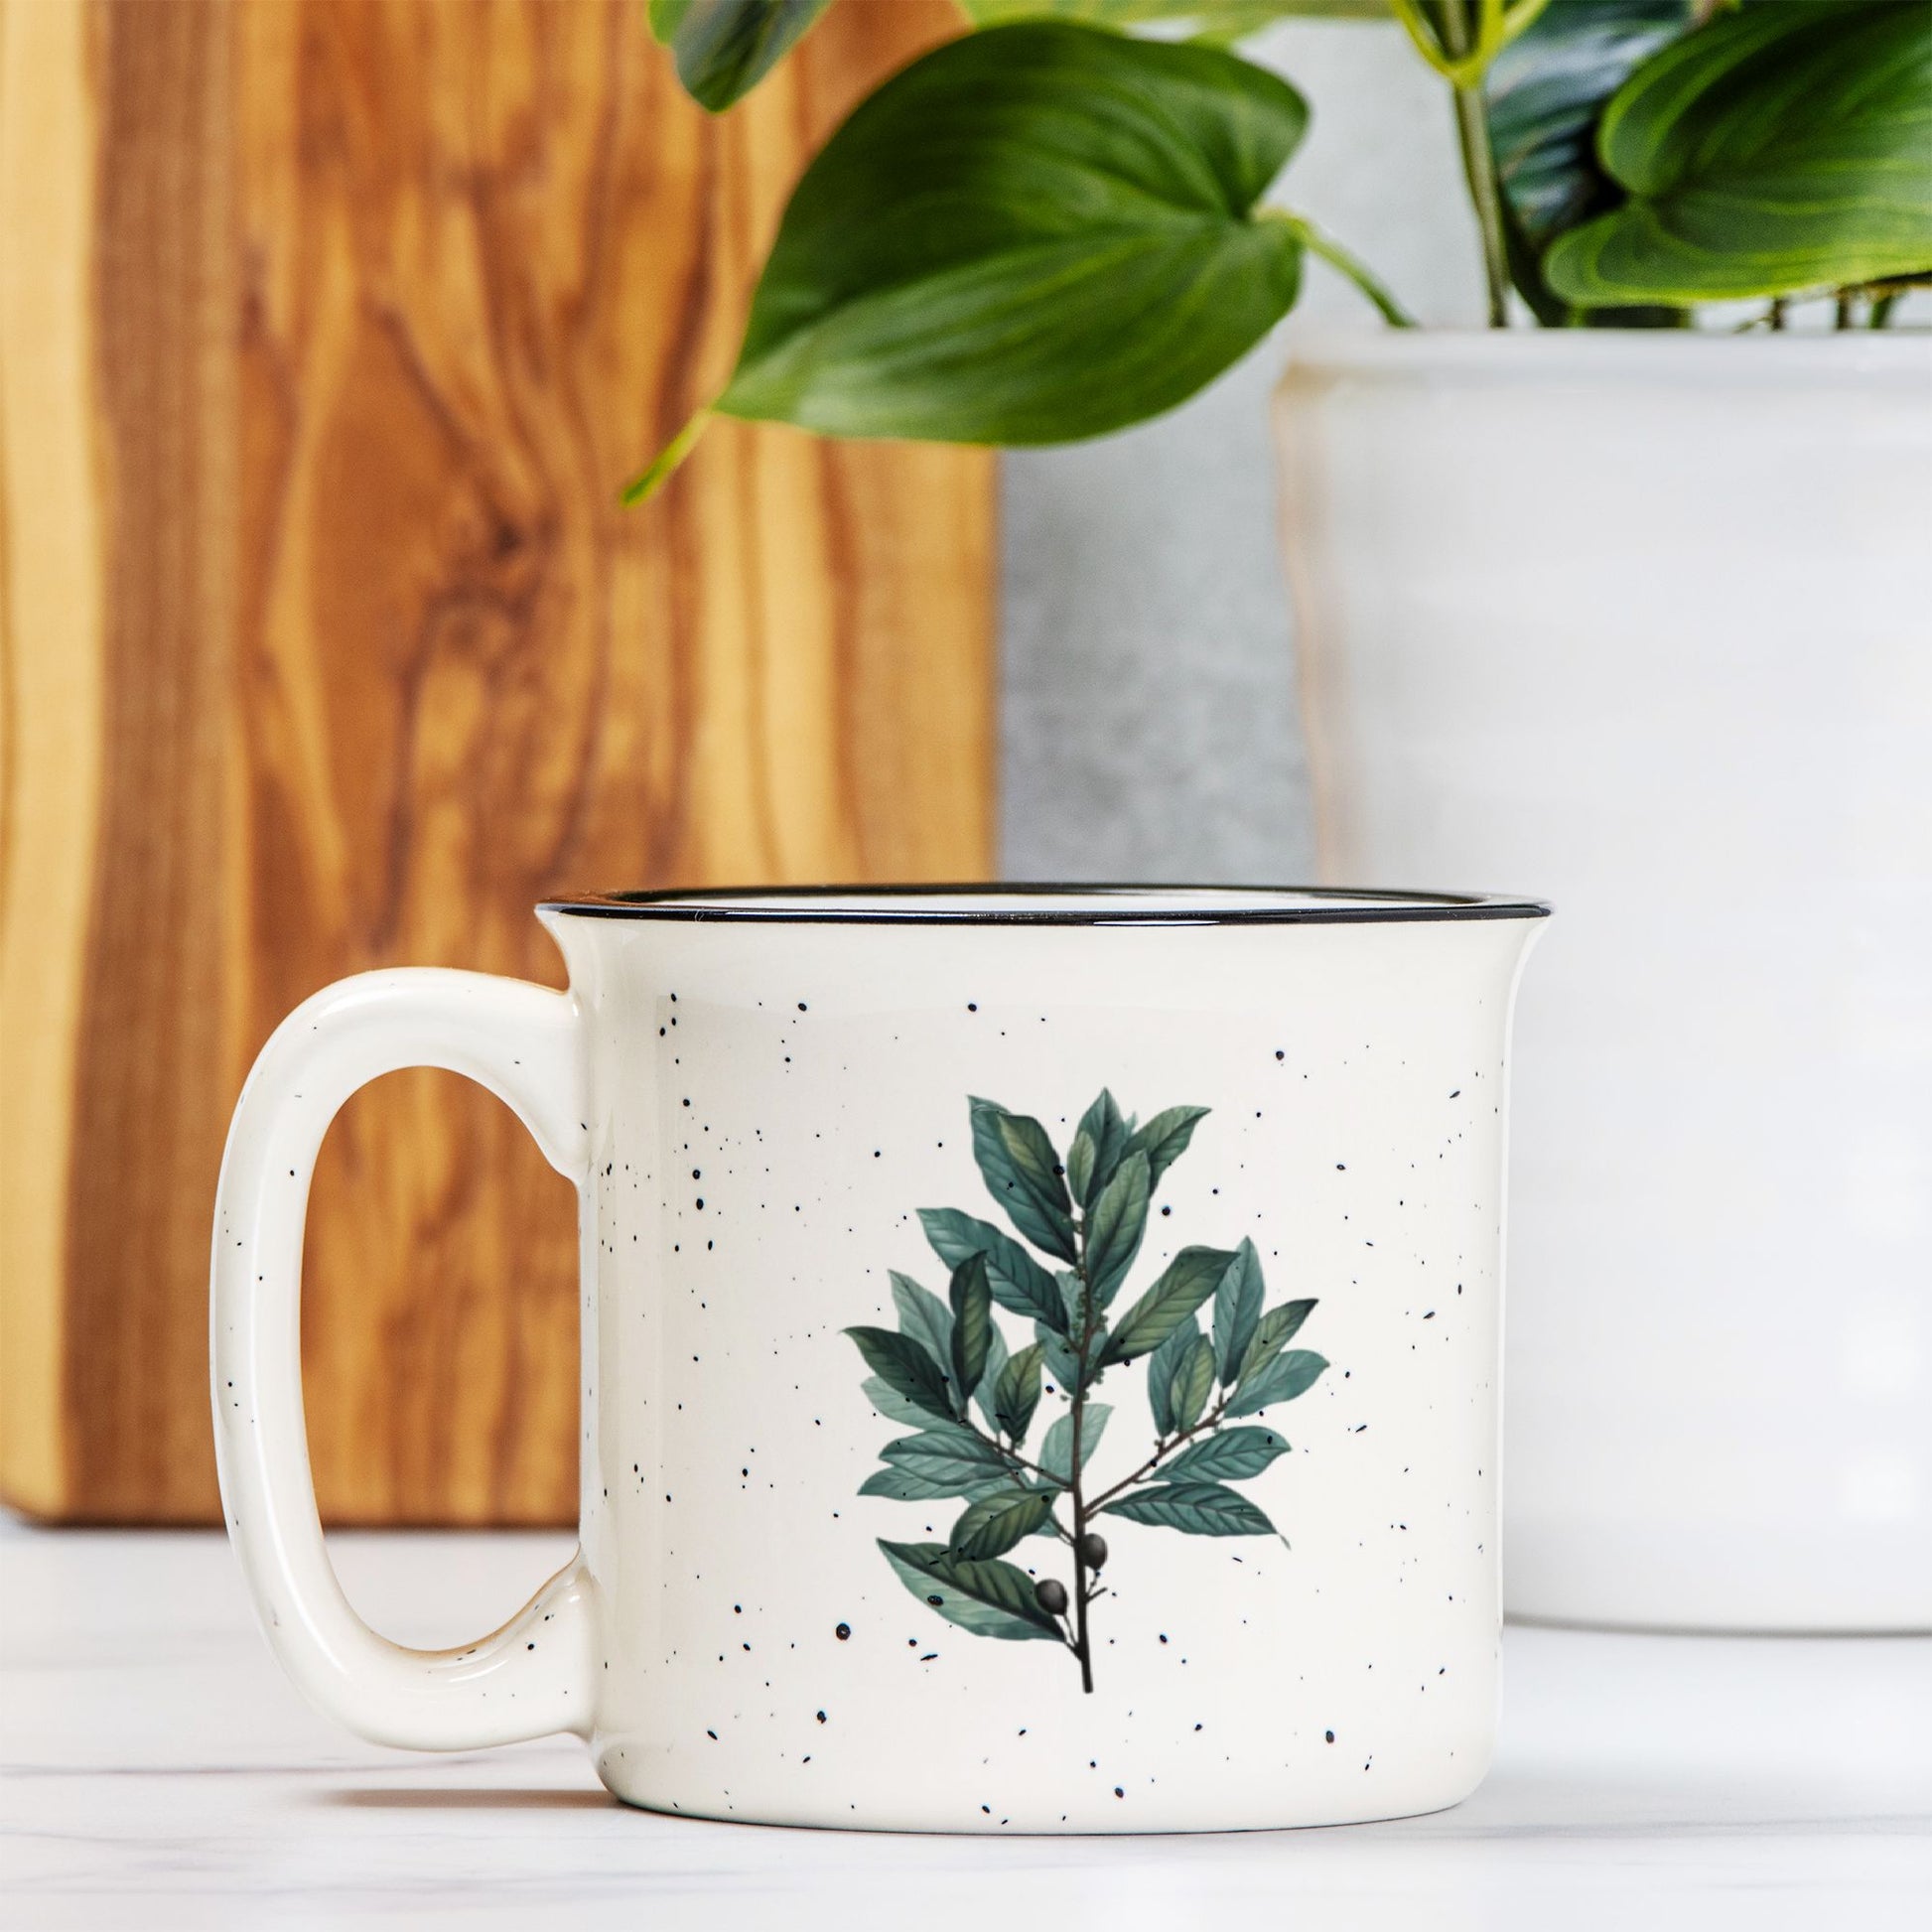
[212, 886, 1548, 1832]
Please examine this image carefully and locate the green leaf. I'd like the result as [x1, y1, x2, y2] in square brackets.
[1102, 1246, 1233, 1365]
[1544, 1, 1932, 306]
[890, 1271, 956, 1397]
[1036, 1320, 1084, 1394]
[1069, 1088, 1133, 1208]
[649, 0, 836, 114]
[1163, 1425, 1289, 1480]
[1085, 1151, 1151, 1309]
[1226, 1346, 1328, 1418]
[969, 1097, 1078, 1264]
[992, 1342, 1047, 1445]
[879, 1428, 1017, 1497]
[1124, 1105, 1211, 1190]
[879, 1539, 1065, 1641]
[1065, 1129, 1095, 1206]
[1101, 1479, 1277, 1535]
[948, 1487, 1058, 1560]
[863, 1374, 946, 1431]
[947, 1253, 995, 1401]
[973, 1318, 1012, 1435]
[1144, 1312, 1198, 1436]
[1057, 1269, 1086, 1332]
[1210, 1237, 1265, 1385]
[1485, 0, 1695, 298]
[1170, 1332, 1216, 1433]
[1039, 1402, 1112, 1484]
[712, 24, 1310, 448]
[1237, 1297, 1317, 1382]
[959, 0, 1391, 39]
[860, 1461, 1017, 1502]
[846, 1325, 958, 1423]
[919, 1207, 1067, 1333]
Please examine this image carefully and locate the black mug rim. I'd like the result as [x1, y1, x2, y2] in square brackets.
[536, 884, 1553, 926]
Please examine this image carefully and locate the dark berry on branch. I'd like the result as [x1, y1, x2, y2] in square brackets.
[1077, 1532, 1108, 1570]
[1035, 1578, 1069, 1615]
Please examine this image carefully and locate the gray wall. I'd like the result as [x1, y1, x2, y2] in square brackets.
[1000, 21, 1488, 883]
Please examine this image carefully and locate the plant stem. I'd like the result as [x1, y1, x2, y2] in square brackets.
[621, 405, 713, 506]
[1451, 81, 1510, 327]
[1768, 297, 1788, 332]
[959, 1414, 1057, 1490]
[1263, 211, 1416, 328]
[1067, 1244, 1098, 1694]
[1835, 291, 1857, 331]
[1088, 1396, 1232, 1511]
[1399, 0, 1513, 327]
[1870, 291, 1899, 329]
[1070, 1446, 1094, 1694]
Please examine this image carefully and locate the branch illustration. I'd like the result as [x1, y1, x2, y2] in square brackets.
[849, 1090, 1328, 1696]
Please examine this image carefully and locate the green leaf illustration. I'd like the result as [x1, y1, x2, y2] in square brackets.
[949, 1488, 1058, 1561]
[1145, 1313, 1198, 1437]
[846, 1325, 958, 1423]
[863, 1374, 944, 1431]
[646, 0, 836, 114]
[919, 1207, 1068, 1333]
[1171, 1333, 1216, 1433]
[1039, 1403, 1112, 1484]
[879, 1540, 1065, 1641]
[879, 1428, 1017, 1497]
[948, 1253, 995, 1401]
[1102, 1246, 1234, 1365]
[860, 1461, 1016, 1502]
[1101, 1479, 1277, 1536]
[1544, 1, 1932, 305]
[890, 1271, 956, 1397]
[1226, 1347, 1328, 1419]
[1123, 1105, 1211, 1190]
[1163, 1425, 1289, 1482]
[1085, 1151, 1152, 1310]
[1065, 1132, 1094, 1205]
[970, 1097, 1078, 1263]
[1057, 1269, 1085, 1331]
[1069, 1088, 1134, 1208]
[974, 1317, 1011, 1436]
[1237, 1298, 1318, 1382]
[1036, 1320, 1084, 1394]
[1211, 1236, 1265, 1384]
[992, 1342, 1046, 1446]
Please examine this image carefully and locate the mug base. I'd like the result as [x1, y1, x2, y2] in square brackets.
[592, 1754, 1490, 1835]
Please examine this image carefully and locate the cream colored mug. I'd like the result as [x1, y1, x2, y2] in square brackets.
[212, 886, 1547, 1832]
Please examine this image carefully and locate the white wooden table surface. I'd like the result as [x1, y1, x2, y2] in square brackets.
[3, 1518, 1926, 1930]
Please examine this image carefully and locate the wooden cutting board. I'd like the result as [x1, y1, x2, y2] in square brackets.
[0, 0, 993, 1524]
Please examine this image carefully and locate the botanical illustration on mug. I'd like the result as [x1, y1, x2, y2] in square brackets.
[847, 1092, 1329, 1693]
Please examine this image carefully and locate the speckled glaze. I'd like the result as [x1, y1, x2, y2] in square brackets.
[212, 887, 1547, 1833]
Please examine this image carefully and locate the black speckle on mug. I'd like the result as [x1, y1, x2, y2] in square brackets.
[835, 1622, 850, 1641]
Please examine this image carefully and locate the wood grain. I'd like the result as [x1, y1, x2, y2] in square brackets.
[0, 0, 993, 1525]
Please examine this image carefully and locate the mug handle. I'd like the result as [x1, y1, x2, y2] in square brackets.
[210, 968, 599, 1749]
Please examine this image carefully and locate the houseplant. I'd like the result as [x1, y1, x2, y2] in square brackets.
[628, 0, 1932, 1633]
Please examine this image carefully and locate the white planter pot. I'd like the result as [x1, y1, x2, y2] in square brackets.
[1275, 332, 1932, 1631]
